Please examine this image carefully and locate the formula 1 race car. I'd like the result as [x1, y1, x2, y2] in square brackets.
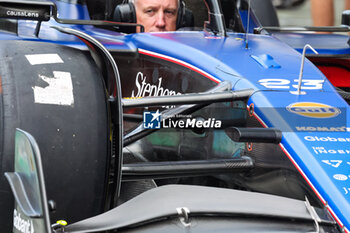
[0, 0, 350, 232]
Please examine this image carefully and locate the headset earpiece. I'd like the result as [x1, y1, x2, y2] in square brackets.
[176, 0, 185, 29]
[113, 2, 136, 23]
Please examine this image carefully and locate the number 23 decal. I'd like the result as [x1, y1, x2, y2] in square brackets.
[259, 79, 324, 90]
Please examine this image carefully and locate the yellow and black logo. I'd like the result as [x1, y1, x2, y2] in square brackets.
[287, 102, 341, 118]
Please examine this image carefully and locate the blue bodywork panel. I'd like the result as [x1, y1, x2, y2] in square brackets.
[272, 32, 350, 55]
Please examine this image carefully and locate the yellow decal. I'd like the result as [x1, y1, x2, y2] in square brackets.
[287, 102, 340, 118]
[56, 220, 68, 226]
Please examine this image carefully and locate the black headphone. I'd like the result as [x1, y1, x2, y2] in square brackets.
[113, 0, 186, 29]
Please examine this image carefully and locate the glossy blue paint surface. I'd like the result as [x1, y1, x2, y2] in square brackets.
[272, 32, 350, 55]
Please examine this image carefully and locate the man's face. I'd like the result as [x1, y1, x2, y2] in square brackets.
[135, 0, 178, 32]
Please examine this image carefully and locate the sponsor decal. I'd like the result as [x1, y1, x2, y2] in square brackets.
[304, 136, 350, 142]
[6, 10, 39, 18]
[287, 102, 340, 118]
[143, 110, 161, 129]
[297, 127, 349, 132]
[297, 126, 349, 132]
[333, 174, 348, 181]
[13, 209, 34, 233]
[322, 160, 342, 168]
[131, 72, 181, 98]
[312, 147, 350, 155]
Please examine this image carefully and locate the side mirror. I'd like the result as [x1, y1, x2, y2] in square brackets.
[5, 129, 51, 233]
[341, 10, 350, 26]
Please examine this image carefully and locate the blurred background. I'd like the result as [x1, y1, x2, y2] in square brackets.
[274, 0, 347, 26]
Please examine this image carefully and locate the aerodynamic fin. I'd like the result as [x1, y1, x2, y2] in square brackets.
[5, 129, 51, 233]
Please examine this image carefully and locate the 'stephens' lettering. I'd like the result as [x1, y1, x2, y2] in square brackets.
[131, 72, 181, 98]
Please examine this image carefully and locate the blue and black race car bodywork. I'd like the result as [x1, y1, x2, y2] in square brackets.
[1, 0, 350, 232]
